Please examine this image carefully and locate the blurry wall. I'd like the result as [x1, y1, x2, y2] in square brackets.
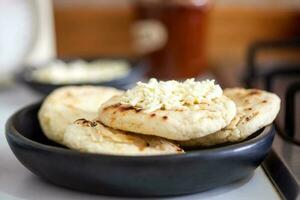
[53, 0, 300, 69]
[53, 0, 135, 58]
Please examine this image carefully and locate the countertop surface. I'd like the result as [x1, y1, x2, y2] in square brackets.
[0, 84, 281, 200]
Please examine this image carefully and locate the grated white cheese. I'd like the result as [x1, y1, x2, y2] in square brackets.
[120, 78, 223, 112]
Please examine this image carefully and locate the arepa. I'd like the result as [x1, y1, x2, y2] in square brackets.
[179, 88, 280, 146]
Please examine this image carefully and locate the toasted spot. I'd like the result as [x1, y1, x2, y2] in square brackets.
[162, 116, 168, 120]
[248, 90, 261, 96]
[112, 103, 121, 108]
[253, 111, 259, 117]
[74, 118, 88, 123]
[103, 103, 121, 111]
[118, 106, 134, 112]
[115, 105, 143, 113]
[262, 100, 267, 103]
[150, 113, 156, 117]
[75, 119, 98, 127]
[103, 106, 110, 111]
[135, 108, 142, 113]
[245, 111, 259, 122]
[91, 121, 98, 127]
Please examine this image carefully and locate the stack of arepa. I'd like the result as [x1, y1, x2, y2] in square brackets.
[38, 78, 280, 156]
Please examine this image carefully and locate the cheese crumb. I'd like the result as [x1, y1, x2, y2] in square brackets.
[120, 78, 223, 112]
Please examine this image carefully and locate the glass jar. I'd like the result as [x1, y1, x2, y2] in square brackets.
[134, 0, 211, 79]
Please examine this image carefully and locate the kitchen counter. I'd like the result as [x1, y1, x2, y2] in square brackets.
[0, 84, 281, 200]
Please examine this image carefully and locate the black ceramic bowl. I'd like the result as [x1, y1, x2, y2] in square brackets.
[5, 102, 275, 197]
[16, 58, 148, 94]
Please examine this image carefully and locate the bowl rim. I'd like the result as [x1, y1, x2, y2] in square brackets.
[5, 102, 274, 161]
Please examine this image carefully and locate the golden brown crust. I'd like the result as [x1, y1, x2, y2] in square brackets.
[99, 95, 237, 141]
[179, 88, 280, 147]
[63, 119, 184, 155]
[38, 86, 123, 144]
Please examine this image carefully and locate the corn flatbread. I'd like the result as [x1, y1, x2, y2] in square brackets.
[98, 95, 236, 141]
[179, 88, 280, 147]
[63, 119, 184, 156]
[38, 86, 122, 144]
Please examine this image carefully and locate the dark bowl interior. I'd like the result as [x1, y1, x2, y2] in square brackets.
[5, 102, 275, 197]
[16, 57, 148, 94]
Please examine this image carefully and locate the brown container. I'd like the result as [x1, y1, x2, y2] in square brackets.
[134, 0, 211, 79]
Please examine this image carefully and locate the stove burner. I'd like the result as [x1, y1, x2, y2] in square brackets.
[245, 38, 300, 88]
[285, 82, 300, 140]
[245, 39, 300, 143]
[245, 38, 300, 200]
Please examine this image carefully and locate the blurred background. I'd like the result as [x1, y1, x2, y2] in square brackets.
[1, 2, 300, 199]
[1, 0, 300, 90]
